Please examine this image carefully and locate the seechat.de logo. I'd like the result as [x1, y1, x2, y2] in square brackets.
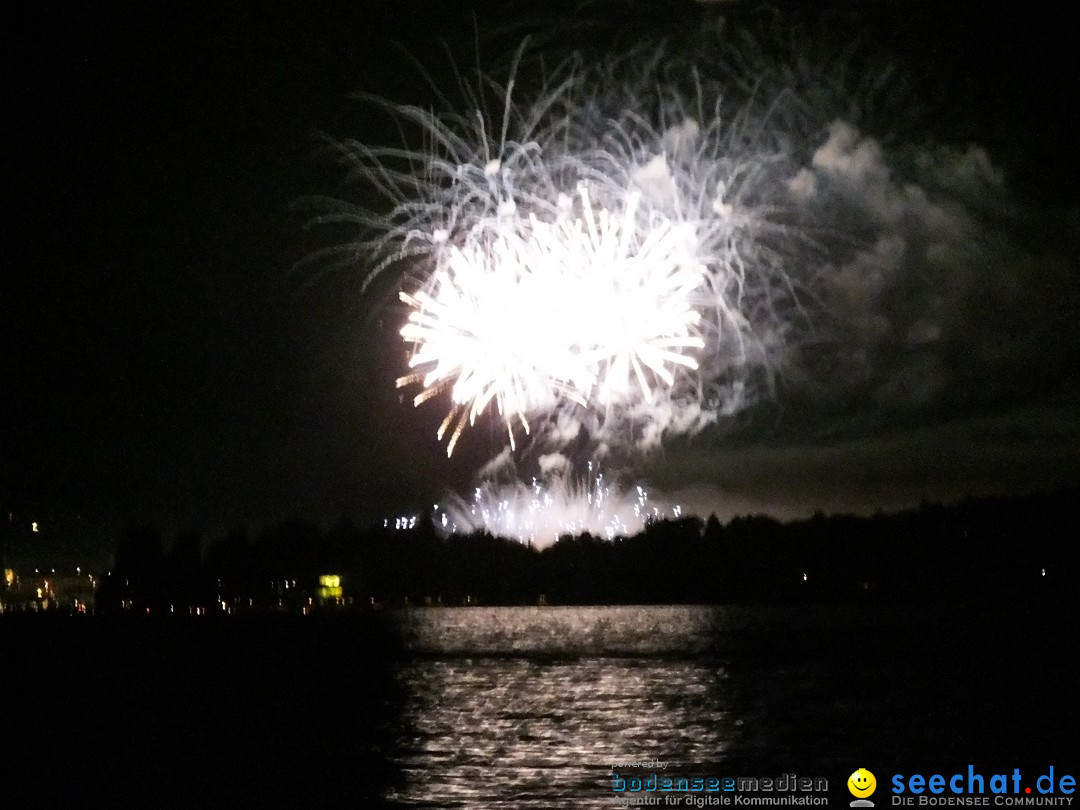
[890, 766, 1076, 805]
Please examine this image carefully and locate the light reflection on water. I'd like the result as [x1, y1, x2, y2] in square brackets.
[385, 607, 739, 808]
[391, 605, 728, 656]
[388, 657, 734, 808]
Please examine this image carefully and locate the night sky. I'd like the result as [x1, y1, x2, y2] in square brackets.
[5, 1, 1080, 565]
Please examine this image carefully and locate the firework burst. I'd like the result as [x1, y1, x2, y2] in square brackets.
[396, 187, 708, 455]
[308, 36, 825, 456]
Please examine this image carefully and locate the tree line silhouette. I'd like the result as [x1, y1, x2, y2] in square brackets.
[95, 488, 1078, 611]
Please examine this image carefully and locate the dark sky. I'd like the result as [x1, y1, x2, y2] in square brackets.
[4, 1, 1079, 565]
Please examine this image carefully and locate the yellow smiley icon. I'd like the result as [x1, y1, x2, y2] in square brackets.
[848, 768, 877, 798]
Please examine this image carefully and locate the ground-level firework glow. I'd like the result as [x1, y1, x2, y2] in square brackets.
[386, 465, 681, 547]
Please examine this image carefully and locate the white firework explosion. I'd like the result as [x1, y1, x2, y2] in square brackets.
[397, 187, 707, 455]
[309, 38, 822, 457]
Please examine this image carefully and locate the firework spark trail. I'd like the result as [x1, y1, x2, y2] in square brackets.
[309, 37, 832, 458]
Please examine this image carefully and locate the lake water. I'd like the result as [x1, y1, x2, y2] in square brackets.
[380, 604, 1077, 807]
[6, 603, 1075, 806]
[387, 607, 735, 808]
